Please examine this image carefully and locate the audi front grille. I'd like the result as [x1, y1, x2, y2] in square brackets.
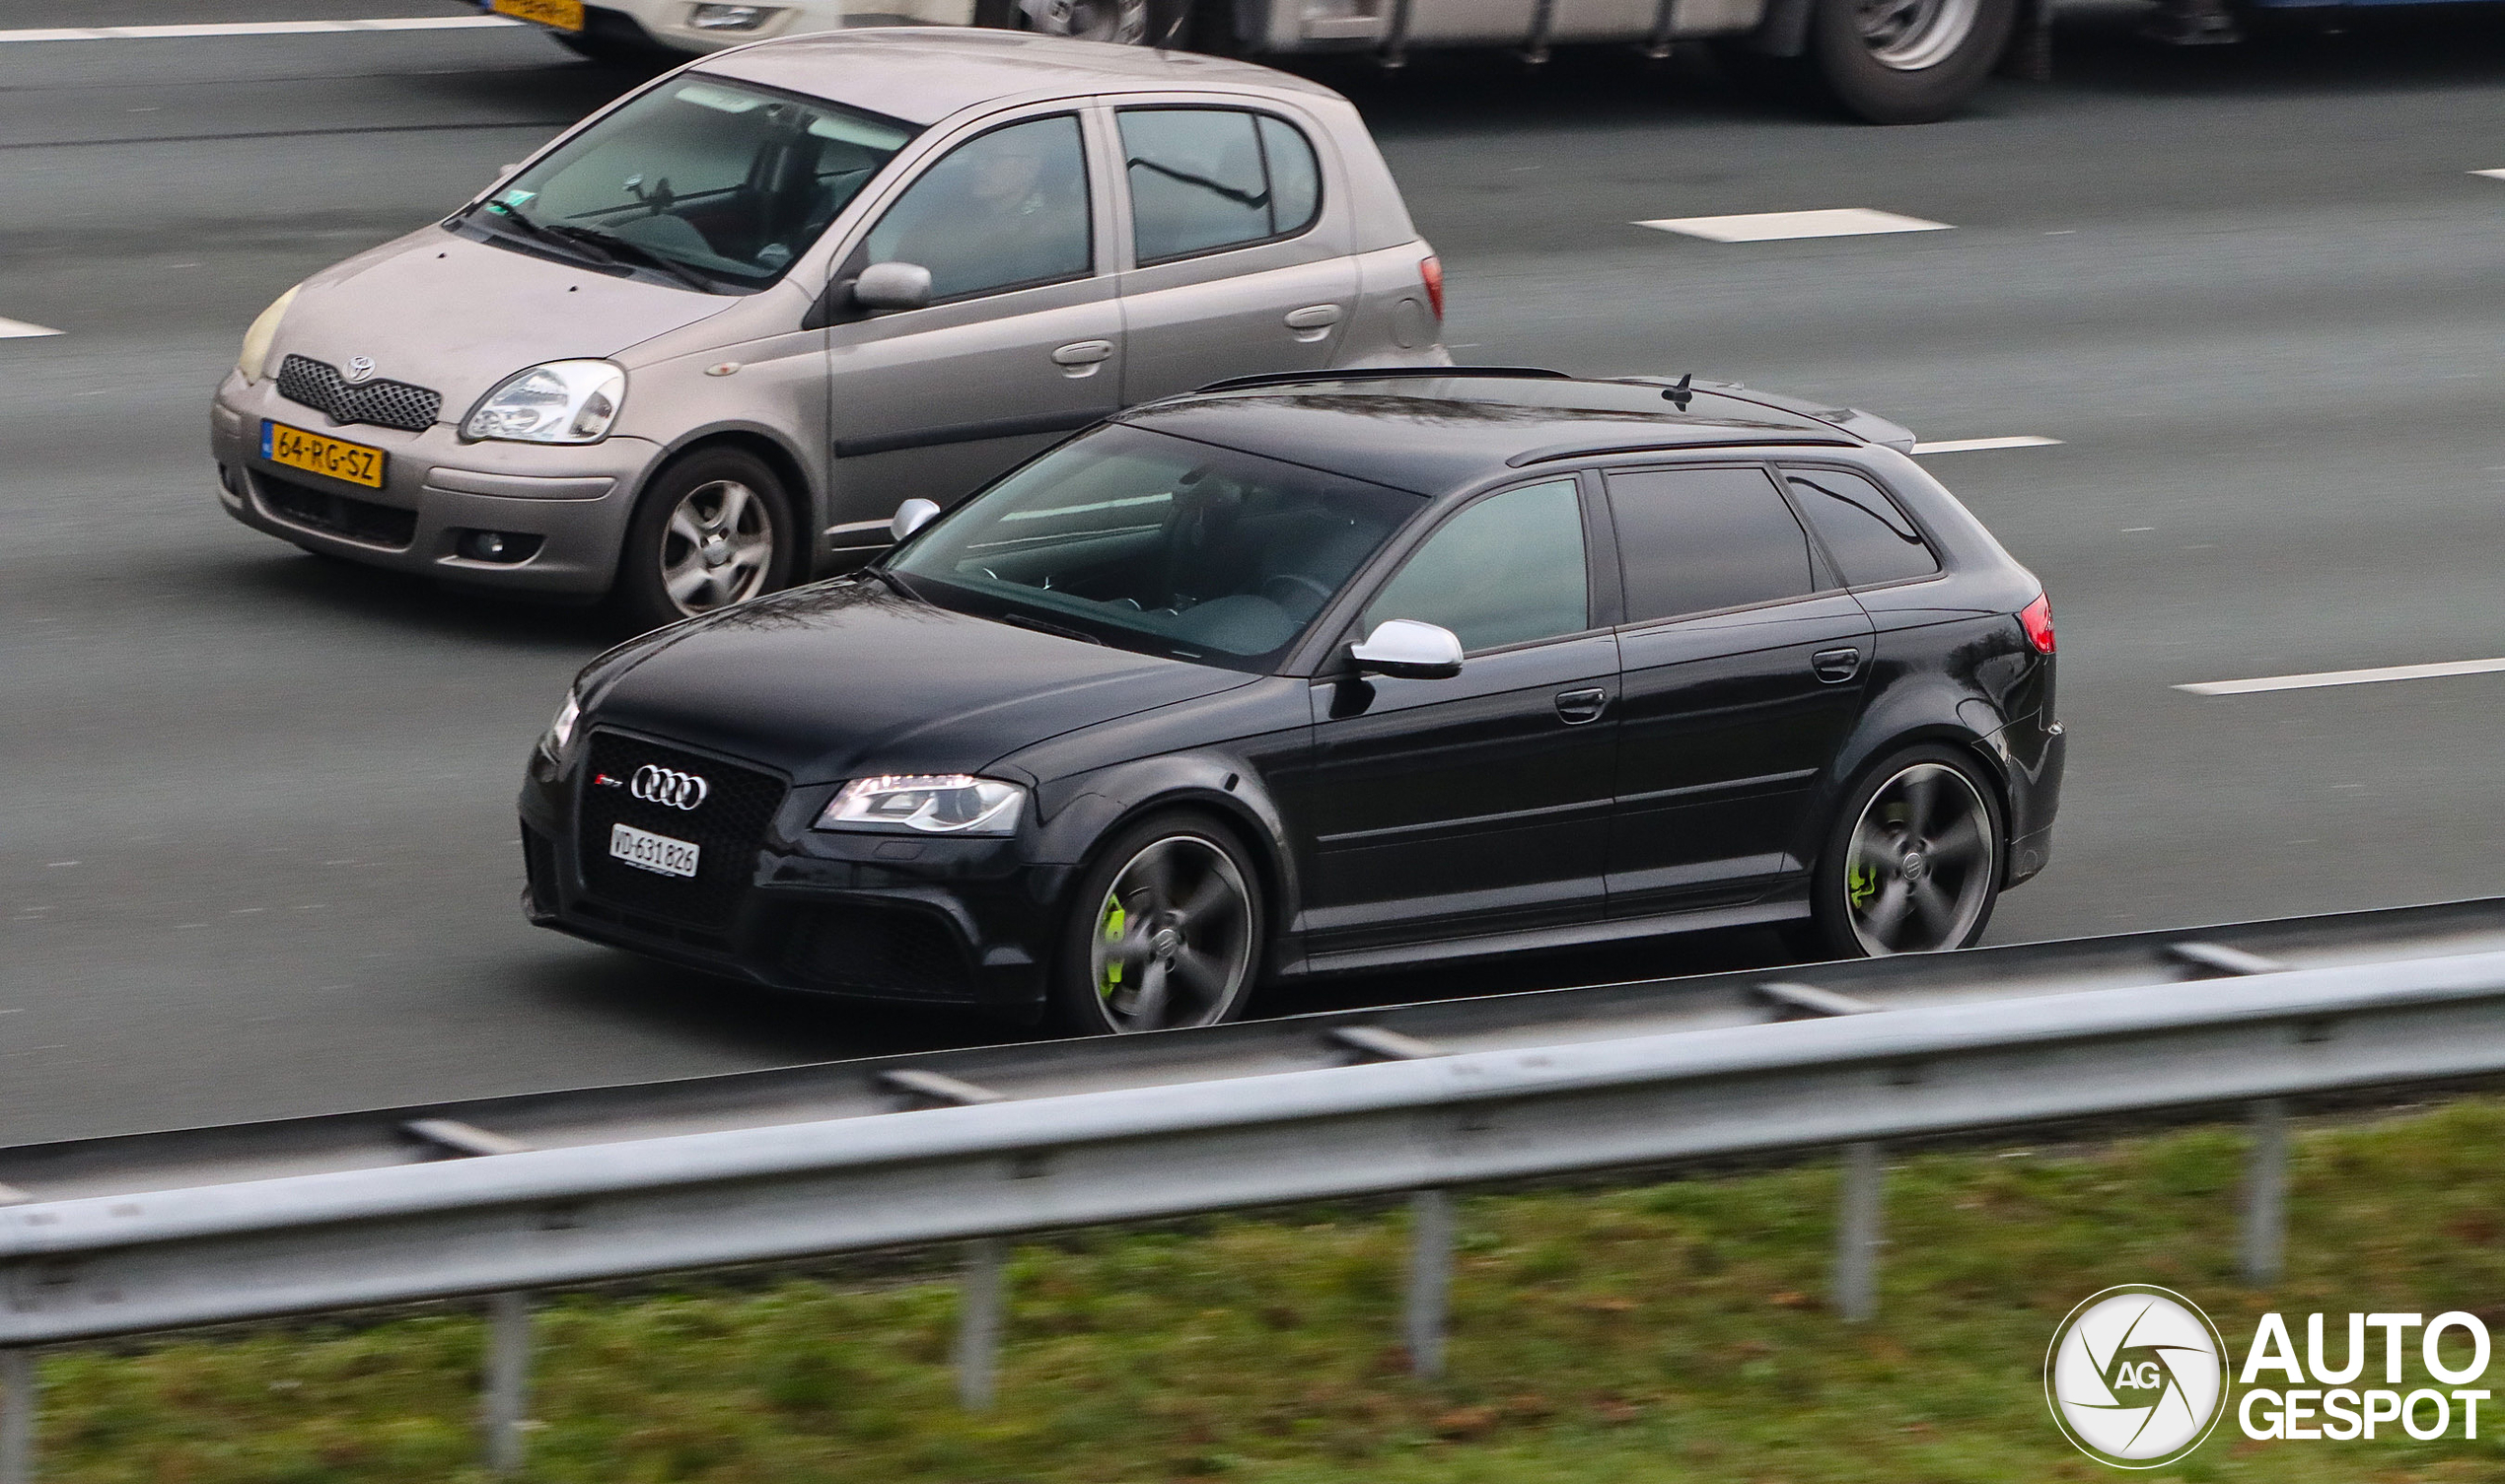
[575, 732, 787, 933]
[275, 354, 444, 434]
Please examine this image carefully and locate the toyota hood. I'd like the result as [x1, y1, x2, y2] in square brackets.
[584, 582, 1257, 782]
[270, 227, 743, 417]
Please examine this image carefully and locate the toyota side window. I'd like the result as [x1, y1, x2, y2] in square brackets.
[861, 114, 1092, 304]
[1119, 108, 1323, 266]
[1361, 478, 1588, 654]
[1605, 466, 1817, 624]
[1783, 466, 1941, 588]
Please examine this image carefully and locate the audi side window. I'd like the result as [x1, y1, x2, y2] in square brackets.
[1784, 467, 1940, 588]
[1362, 479, 1588, 654]
[1605, 466, 1816, 623]
[862, 114, 1092, 303]
[1119, 108, 1321, 265]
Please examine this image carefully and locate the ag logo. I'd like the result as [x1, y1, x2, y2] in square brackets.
[2046, 1286, 2228, 1468]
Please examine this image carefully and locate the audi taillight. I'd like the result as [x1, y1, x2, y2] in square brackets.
[1419, 254, 1444, 320]
[2020, 594, 2055, 655]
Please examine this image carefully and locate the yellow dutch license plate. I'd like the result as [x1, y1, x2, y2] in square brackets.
[491, 0, 586, 31]
[261, 421, 386, 490]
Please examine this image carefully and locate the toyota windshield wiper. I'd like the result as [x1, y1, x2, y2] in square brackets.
[469, 202, 609, 265]
[541, 222, 717, 294]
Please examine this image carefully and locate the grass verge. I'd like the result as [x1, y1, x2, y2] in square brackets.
[32, 1097, 2505, 1482]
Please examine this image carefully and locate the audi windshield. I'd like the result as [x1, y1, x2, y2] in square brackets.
[883, 426, 1426, 671]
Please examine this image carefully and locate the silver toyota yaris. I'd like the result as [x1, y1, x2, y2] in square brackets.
[210, 30, 1449, 630]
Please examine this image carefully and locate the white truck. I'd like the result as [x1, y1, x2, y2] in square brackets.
[480, 0, 2036, 124]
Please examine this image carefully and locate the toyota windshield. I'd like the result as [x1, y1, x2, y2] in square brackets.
[459, 77, 916, 294]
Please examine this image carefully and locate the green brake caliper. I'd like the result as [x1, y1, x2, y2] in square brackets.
[1098, 899, 1126, 1000]
[1848, 860, 1879, 910]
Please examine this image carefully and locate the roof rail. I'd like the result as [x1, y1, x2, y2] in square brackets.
[1191, 365, 1570, 395]
[1506, 435, 1857, 468]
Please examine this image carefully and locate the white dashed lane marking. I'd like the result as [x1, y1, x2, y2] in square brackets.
[2177, 658, 2505, 697]
[0, 318, 62, 339]
[0, 16, 519, 41]
[1909, 435, 2062, 455]
[2471, 169, 2505, 181]
[1633, 208, 1953, 243]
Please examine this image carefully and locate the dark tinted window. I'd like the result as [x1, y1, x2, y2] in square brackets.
[1363, 479, 1588, 652]
[864, 114, 1090, 302]
[1120, 108, 1321, 264]
[1605, 466, 1815, 622]
[1784, 467, 1939, 587]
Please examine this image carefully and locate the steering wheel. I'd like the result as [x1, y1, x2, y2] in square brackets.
[1258, 572, 1336, 614]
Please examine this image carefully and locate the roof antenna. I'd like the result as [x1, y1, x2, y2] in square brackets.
[1663, 374, 1694, 411]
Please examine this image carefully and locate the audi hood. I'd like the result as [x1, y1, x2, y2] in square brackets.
[580, 581, 1257, 782]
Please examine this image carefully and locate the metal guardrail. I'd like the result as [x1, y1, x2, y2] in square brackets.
[8, 947, 2505, 1478]
[11, 896, 2505, 1203]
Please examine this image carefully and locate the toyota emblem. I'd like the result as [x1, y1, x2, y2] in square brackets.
[343, 356, 378, 385]
[629, 764, 709, 811]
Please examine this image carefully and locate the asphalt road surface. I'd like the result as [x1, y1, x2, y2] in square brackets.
[9, 1, 2505, 1145]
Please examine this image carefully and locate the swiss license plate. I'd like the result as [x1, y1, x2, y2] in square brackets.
[492, 0, 586, 31]
[261, 420, 385, 489]
[610, 822, 700, 879]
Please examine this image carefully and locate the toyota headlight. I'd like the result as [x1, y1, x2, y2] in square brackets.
[817, 775, 1024, 835]
[236, 284, 301, 382]
[537, 688, 582, 762]
[464, 360, 625, 444]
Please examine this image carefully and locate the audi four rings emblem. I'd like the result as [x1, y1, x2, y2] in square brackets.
[343, 356, 378, 385]
[629, 764, 709, 811]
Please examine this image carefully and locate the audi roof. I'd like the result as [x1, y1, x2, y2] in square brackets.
[1113, 370, 1884, 497]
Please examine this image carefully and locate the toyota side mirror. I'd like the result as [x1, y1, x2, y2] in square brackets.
[891, 498, 941, 542]
[1349, 619, 1464, 680]
[853, 261, 933, 314]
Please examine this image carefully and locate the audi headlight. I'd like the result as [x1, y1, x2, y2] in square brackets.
[236, 284, 301, 382]
[816, 775, 1024, 835]
[463, 360, 625, 444]
[537, 689, 582, 762]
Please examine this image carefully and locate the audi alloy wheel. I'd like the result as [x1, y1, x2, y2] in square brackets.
[1806, 746, 2005, 958]
[1053, 814, 1262, 1034]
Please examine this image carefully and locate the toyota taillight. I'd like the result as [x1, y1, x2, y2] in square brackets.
[1419, 254, 1444, 320]
[2020, 594, 2055, 655]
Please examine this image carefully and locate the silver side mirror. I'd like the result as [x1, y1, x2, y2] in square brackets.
[854, 261, 933, 314]
[1349, 619, 1464, 680]
[890, 498, 941, 542]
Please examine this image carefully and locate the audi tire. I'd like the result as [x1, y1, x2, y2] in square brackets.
[1048, 811, 1266, 1035]
[611, 448, 798, 636]
[1804, 744, 2007, 958]
[1804, 0, 2015, 123]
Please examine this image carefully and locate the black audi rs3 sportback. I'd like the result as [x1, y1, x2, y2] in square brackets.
[519, 370, 2064, 1033]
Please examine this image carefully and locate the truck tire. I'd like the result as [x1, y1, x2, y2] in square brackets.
[1804, 0, 2015, 123]
[1012, 0, 1188, 44]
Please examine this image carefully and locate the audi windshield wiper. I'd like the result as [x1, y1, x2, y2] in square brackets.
[541, 223, 716, 294]
[861, 565, 919, 601]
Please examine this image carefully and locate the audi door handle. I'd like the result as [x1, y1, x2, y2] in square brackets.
[1284, 304, 1345, 342]
[1554, 687, 1610, 725]
[1813, 647, 1863, 683]
[1051, 339, 1114, 376]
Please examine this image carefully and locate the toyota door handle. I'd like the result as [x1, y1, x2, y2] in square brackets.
[1051, 339, 1114, 376]
[1554, 687, 1610, 725]
[1813, 647, 1863, 683]
[1284, 304, 1344, 342]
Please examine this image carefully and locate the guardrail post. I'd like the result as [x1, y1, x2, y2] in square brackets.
[2242, 1097, 2288, 1286]
[1, 1350, 32, 1484]
[481, 1291, 533, 1473]
[1833, 1142, 1884, 1322]
[955, 1237, 1007, 1410]
[1405, 1188, 1454, 1378]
